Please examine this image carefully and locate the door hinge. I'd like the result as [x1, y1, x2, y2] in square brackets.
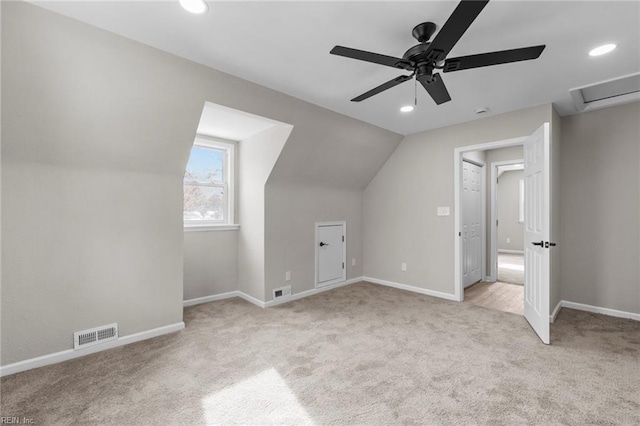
[496, 220, 498, 226]
[342, 235, 344, 242]
[342, 262, 345, 269]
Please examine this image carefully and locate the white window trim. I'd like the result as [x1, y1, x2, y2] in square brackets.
[518, 178, 525, 224]
[184, 135, 236, 230]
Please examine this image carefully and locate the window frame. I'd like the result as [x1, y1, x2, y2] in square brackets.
[183, 135, 236, 230]
[518, 178, 525, 224]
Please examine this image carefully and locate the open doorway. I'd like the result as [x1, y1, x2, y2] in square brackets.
[462, 152, 525, 316]
[493, 161, 525, 288]
[454, 124, 552, 344]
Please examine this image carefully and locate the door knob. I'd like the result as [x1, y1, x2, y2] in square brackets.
[319, 242, 329, 247]
[531, 241, 544, 246]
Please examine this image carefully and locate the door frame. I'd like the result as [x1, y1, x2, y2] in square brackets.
[315, 221, 347, 288]
[461, 158, 486, 288]
[453, 136, 527, 302]
[489, 159, 524, 282]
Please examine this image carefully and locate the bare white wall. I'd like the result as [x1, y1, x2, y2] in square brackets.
[497, 170, 524, 252]
[560, 102, 640, 314]
[363, 104, 553, 296]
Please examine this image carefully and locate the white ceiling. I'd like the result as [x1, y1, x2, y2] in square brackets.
[32, 1, 640, 135]
[197, 102, 280, 141]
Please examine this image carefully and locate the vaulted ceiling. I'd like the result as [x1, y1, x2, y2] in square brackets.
[32, 1, 640, 135]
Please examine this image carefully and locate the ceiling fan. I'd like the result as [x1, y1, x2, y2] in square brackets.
[330, 0, 545, 105]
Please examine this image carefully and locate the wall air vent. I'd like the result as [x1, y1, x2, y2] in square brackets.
[74, 323, 118, 350]
[570, 72, 640, 113]
[273, 285, 292, 300]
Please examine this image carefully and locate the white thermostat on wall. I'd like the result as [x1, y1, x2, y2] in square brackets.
[437, 207, 450, 216]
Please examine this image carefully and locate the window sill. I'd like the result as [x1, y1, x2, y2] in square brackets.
[184, 224, 240, 232]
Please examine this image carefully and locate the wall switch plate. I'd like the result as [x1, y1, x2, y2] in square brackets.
[506, 238, 511, 244]
[437, 207, 450, 216]
[401, 262, 407, 272]
[285, 271, 291, 281]
[352, 258, 356, 266]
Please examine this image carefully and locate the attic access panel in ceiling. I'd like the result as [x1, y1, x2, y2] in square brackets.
[570, 73, 640, 113]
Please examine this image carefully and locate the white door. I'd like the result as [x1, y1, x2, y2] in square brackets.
[523, 123, 551, 344]
[462, 160, 483, 288]
[316, 223, 345, 287]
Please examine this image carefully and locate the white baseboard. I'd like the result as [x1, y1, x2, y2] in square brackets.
[183, 291, 238, 307]
[237, 291, 267, 308]
[559, 300, 640, 322]
[265, 276, 363, 308]
[498, 249, 524, 254]
[550, 300, 563, 323]
[362, 276, 458, 301]
[0, 322, 185, 378]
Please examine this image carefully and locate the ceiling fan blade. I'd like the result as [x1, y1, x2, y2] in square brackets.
[331, 46, 414, 71]
[443, 45, 546, 72]
[351, 75, 413, 102]
[418, 73, 451, 105]
[427, 0, 490, 62]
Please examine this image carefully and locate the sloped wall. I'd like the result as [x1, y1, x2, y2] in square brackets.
[1, 2, 402, 365]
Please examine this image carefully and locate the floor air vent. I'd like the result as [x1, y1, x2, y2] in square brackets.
[570, 72, 640, 112]
[74, 323, 118, 350]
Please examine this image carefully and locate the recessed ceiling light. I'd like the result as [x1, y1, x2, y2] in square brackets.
[589, 44, 616, 57]
[400, 105, 414, 113]
[180, 0, 208, 14]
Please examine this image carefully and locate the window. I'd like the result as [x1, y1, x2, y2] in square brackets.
[184, 137, 235, 228]
[519, 178, 525, 223]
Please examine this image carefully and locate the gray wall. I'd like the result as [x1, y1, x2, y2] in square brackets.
[238, 125, 291, 301]
[265, 184, 364, 298]
[485, 146, 524, 273]
[560, 102, 640, 314]
[1, 2, 401, 365]
[363, 104, 554, 295]
[497, 170, 524, 252]
[183, 231, 238, 300]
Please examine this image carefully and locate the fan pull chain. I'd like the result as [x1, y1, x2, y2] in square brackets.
[414, 76, 417, 106]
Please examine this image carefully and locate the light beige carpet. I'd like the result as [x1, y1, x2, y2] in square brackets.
[2, 282, 639, 425]
[498, 252, 524, 285]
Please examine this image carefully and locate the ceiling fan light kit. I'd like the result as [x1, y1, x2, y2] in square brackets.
[330, 0, 545, 107]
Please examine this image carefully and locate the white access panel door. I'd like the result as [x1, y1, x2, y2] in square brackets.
[316, 223, 346, 287]
[462, 161, 483, 288]
[523, 123, 551, 344]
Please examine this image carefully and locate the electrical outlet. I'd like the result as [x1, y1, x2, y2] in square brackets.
[506, 238, 511, 244]
[352, 258, 356, 266]
[401, 262, 407, 272]
[285, 271, 291, 281]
